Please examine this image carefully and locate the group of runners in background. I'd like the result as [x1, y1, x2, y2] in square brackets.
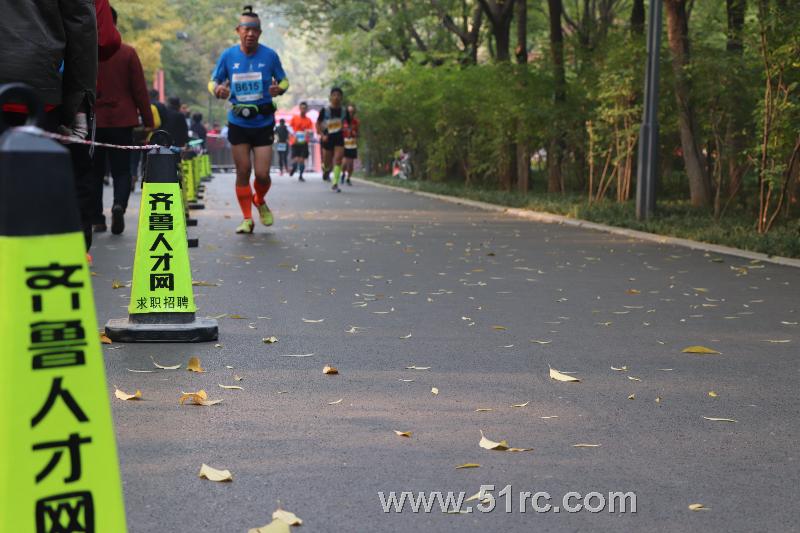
[210, 6, 361, 234]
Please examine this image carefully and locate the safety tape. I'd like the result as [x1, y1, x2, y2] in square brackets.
[11, 125, 182, 153]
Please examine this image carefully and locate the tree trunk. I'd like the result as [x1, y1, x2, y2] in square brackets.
[515, 0, 527, 64]
[631, 0, 645, 35]
[478, 0, 516, 62]
[725, 0, 747, 199]
[664, 0, 711, 207]
[548, 0, 566, 192]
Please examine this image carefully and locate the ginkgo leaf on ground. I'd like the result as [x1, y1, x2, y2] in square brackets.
[114, 388, 141, 401]
[152, 357, 181, 370]
[323, 365, 339, 375]
[708, 391, 718, 398]
[703, 416, 737, 423]
[179, 390, 223, 406]
[431, 387, 439, 395]
[100, 333, 113, 344]
[479, 430, 510, 451]
[455, 463, 480, 469]
[248, 519, 291, 533]
[272, 509, 302, 526]
[549, 367, 581, 382]
[219, 384, 243, 390]
[682, 346, 721, 355]
[111, 279, 127, 289]
[187, 357, 205, 373]
[393, 430, 412, 438]
[198, 464, 232, 482]
[688, 503, 709, 511]
[262, 336, 279, 344]
[465, 492, 492, 504]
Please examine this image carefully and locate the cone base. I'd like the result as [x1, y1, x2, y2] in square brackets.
[105, 317, 218, 343]
[186, 218, 198, 227]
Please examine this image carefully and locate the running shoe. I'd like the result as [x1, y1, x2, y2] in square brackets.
[235, 219, 255, 234]
[298, 175, 305, 182]
[346, 177, 352, 186]
[256, 201, 274, 226]
[332, 184, 341, 193]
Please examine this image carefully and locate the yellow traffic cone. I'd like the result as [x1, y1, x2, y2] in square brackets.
[0, 83, 127, 532]
[105, 144, 217, 342]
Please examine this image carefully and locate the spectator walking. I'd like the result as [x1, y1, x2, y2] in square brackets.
[91, 6, 154, 235]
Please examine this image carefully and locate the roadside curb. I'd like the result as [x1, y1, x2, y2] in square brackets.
[353, 178, 800, 269]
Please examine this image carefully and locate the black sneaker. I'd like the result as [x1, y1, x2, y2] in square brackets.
[298, 175, 305, 182]
[346, 177, 352, 185]
[93, 223, 107, 233]
[111, 204, 125, 235]
[322, 172, 331, 181]
[332, 184, 341, 193]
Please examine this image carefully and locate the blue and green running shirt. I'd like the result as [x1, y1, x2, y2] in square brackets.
[211, 44, 287, 128]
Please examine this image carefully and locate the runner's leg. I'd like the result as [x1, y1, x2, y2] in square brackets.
[332, 146, 345, 188]
[232, 143, 254, 221]
[253, 145, 272, 206]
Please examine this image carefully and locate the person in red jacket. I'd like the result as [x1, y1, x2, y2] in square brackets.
[90, 7, 154, 235]
[0, 0, 119, 251]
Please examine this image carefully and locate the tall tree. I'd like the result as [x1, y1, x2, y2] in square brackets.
[664, 0, 711, 206]
[547, 0, 566, 192]
[431, 0, 484, 64]
[515, 0, 529, 193]
[724, 0, 747, 199]
[631, 0, 645, 35]
[477, 0, 517, 62]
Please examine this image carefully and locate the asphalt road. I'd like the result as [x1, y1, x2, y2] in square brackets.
[91, 171, 799, 533]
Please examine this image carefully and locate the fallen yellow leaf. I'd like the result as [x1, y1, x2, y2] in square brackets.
[465, 492, 492, 504]
[611, 366, 628, 372]
[152, 357, 181, 370]
[234, 375, 244, 382]
[475, 408, 493, 412]
[479, 430, 509, 451]
[219, 384, 243, 391]
[100, 333, 113, 344]
[628, 376, 642, 382]
[573, 443, 601, 448]
[682, 346, 721, 355]
[455, 463, 481, 469]
[111, 279, 127, 289]
[114, 388, 141, 401]
[393, 430, 412, 438]
[198, 464, 232, 482]
[302, 318, 324, 323]
[323, 365, 339, 375]
[187, 356, 205, 373]
[431, 387, 439, 395]
[492, 325, 507, 331]
[703, 416, 737, 423]
[511, 401, 530, 408]
[248, 519, 291, 533]
[179, 390, 223, 406]
[327, 398, 343, 405]
[272, 509, 302, 526]
[549, 366, 581, 382]
[628, 394, 636, 400]
[262, 336, 279, 344]
[708, 391, 718, 398]
[688, 503, 709, 511]
[405, 365, 431, 370]
[626, 289, 641, 295]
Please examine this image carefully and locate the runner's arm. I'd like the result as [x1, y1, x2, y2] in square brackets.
[209, 52, 229, 97]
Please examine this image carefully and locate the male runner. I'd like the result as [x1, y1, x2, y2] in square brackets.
[317, 87, 350, 192]
[210, 5, 288, 233]
[289, 101, 314, 182]
[342, 103, 360, 186]
[274, 118, 290, 175]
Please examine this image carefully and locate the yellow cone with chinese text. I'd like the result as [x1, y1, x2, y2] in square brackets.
[0, 83, 127, 532]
